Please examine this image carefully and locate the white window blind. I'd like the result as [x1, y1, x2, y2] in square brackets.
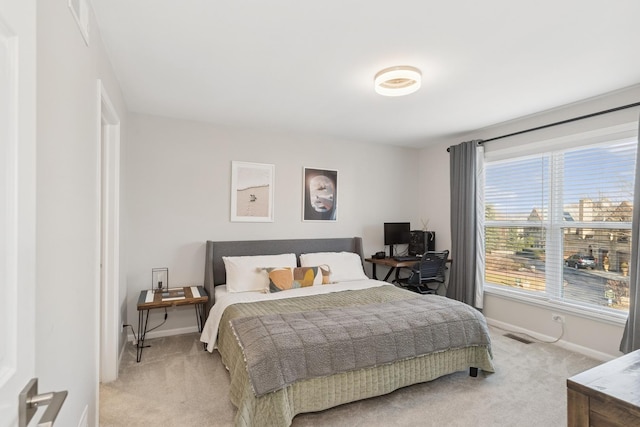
[484, 137, 636, 313]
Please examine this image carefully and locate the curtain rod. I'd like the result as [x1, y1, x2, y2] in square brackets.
[446, 100, 640, 152]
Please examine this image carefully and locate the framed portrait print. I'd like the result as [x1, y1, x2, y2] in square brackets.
[303, 167, 337, 221]
[230, 161, 275, 222]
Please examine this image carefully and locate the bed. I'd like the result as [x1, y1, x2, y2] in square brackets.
[200, 237, 494, 427]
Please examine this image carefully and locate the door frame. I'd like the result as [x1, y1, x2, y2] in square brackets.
[96, 80, 121, 387]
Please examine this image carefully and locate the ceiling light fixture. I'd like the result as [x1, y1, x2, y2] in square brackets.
[374, 66, 422, 97]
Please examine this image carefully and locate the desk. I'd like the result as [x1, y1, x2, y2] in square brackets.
[136, 286, 208, 362]
[365, 257, 421, 282]
[567, 349, 640, 426]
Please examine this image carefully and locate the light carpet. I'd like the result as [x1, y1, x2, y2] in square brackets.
[99, 327, 601, 426]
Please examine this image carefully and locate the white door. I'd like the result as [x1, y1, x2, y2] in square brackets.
[0, 0, 37, 425]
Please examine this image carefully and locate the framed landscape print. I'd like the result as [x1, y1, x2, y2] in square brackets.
[303, 167, 337, 221]
[230, 161, 275, 222]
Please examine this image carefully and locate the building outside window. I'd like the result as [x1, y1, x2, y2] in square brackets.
[483, 136, 636, 314]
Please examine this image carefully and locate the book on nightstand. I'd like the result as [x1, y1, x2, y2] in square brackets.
[161, 288, 186, 301]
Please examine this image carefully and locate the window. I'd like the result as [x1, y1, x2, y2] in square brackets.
[484, 136, 636, 314]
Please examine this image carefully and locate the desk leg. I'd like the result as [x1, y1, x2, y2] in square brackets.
[383, 267, 395, 282]
[136, 309, 150, 363]
[394, 267, 403, 283]
[371, 264, 378, 280]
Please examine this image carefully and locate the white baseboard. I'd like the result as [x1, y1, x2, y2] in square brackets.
[486, 317, 615, 362]
[127, 325, 200, 344]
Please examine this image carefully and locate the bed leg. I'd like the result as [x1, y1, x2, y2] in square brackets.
[469, 367, 478, 377]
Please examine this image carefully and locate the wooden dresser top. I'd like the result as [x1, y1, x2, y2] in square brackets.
[568, 349, 640, 411]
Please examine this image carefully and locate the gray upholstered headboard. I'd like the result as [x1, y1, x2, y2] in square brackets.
[204, 237, 363, 308]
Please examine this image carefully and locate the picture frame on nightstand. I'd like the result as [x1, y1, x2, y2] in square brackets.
[151, 268, 169, 293]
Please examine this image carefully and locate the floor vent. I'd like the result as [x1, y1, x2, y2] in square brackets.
[504, 333, 534, 344]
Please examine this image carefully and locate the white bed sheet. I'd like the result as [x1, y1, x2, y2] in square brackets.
[200, 279, 390, 351]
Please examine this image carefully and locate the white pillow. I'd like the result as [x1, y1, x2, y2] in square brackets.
[299, 251, 368, 283]
[223, 253, 297, 293]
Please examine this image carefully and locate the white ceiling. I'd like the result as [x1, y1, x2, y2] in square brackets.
[90, 0, 640, 148]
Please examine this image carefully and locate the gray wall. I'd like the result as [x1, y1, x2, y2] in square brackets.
[123, 113, 421, 334]
[123, 86, 640, 360]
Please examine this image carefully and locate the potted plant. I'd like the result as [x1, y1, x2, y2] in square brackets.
[621, 261, 629, 277]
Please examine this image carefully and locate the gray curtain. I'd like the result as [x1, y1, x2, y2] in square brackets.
[447, 140, 483, 307]
[620, 116, 640, 353]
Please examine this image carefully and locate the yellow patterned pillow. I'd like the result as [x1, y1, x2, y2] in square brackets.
[266, 265, 331, 292]
[266, 267, 296, 293]
[293, 265, 331, 286]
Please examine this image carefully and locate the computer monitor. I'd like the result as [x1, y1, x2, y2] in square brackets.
[384, 222, 411, 257]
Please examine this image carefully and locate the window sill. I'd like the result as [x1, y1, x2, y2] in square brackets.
[484, 284, 628, 327]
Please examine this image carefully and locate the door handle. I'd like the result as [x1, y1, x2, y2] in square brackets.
[19, 378, 68, 427]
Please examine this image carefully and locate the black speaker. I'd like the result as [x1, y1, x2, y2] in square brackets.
[409, 231, 435, 255]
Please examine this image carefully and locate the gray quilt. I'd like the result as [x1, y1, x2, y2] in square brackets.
[230, 294, 492, 396]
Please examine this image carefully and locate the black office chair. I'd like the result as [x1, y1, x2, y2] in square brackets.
[395, 250, 449, 294]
